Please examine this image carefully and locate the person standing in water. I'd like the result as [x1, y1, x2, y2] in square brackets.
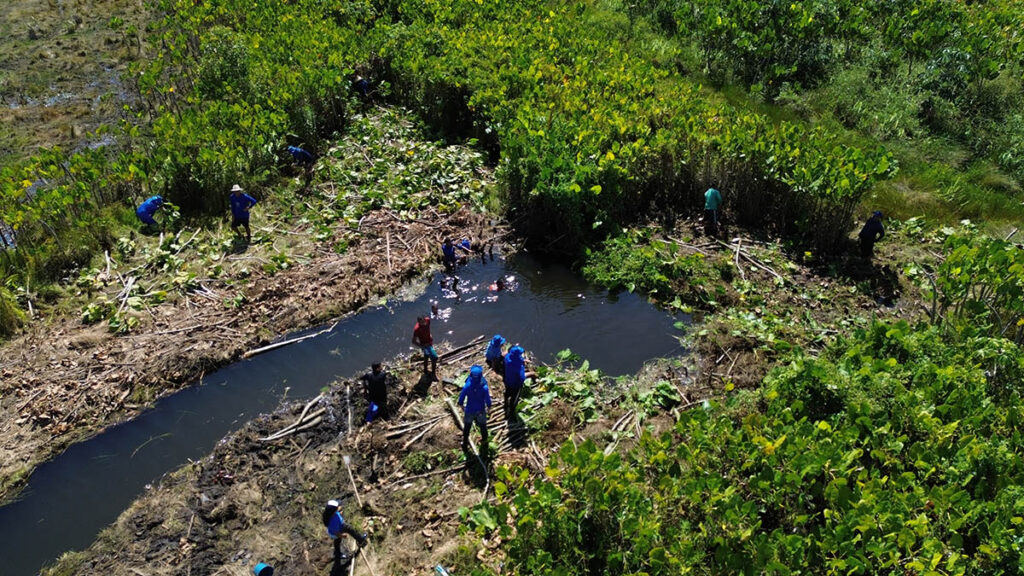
[412, 315, 438, 377]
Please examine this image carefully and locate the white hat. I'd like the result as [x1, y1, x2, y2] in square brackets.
[327, 499, 339, 508]
[230, 184, 243, 193]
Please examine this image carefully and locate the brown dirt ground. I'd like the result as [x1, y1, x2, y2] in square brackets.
[42, 347, 697, 576]
[0, 207, 498, 503]
[661, 219, 926, 396]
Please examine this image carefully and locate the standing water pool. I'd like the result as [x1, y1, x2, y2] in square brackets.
[0, 252, 687, 575]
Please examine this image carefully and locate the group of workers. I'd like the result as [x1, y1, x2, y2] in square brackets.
[136, 184, 258, 241]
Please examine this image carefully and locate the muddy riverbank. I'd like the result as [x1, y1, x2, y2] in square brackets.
[37, 346, 701, 576]
[0, 206, 495, 503]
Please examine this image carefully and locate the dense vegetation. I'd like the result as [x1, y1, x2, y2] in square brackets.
[468, 232, 1024, 575]
[1, 0, 898, 309]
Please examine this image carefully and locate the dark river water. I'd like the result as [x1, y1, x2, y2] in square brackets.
[0, 252, 686, 575]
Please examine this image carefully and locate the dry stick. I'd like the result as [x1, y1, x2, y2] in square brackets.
[385, 415, 444, 439]
[346, 384, 353, 436]
[386, 464, 466, 488]
[242, 322, 338, 359]
[342, 455, 364, 508]
[261, 394, 324, 438]
[734, 239, 746, 281]
[385, 232, 392, 272]
[1005, 227, 1019, 242]
[142, 318, 232, 337]
[664, 235, 710, 256]
[612, 410, 634, 432]
[261, 412, 325, 442]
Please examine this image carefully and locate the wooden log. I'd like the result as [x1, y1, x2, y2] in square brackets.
[242, 322, 339, 359]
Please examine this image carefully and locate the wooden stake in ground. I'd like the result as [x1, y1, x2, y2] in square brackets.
[342, 455, 363, 509]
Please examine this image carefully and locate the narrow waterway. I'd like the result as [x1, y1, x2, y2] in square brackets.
[1, 253, 687, 575]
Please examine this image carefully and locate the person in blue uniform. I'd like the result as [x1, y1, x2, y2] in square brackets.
[136, 195, 164, 230]
[485, 335, 506, 372]
[322, 499, 368, 562]
[229, 184, 258, 241]
[458, 365, 492, 459]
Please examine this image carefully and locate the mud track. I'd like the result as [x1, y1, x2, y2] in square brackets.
[0, 207, 496, 503]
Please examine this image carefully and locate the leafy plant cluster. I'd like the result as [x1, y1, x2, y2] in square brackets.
[0, 0, 899, 295]
[909, 231, 1024, 346]
[373, 0, 893, 252]
[472, 321, 1024, 575]
[582, 228, 720, 306]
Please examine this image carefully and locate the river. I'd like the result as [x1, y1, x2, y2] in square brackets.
[0, 252, 687, 575]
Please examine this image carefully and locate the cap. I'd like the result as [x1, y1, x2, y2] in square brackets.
[231, 184, 244, 193]
[253, 563, 274, 576]
[491, 334, 506, 345]
[509, 345, 524, 358]
[326, 499, 339, 508]
[470, 365, 483, 379]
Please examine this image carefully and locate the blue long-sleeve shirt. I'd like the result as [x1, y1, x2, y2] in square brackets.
[504, 352, 526, 389]
[287, 145, 314, 165]
[137, 196, 164, 218]
[458, 374, 492, 415]
[485, 339, 505, 363]
[859, 217, 884, 242]
[230, 193, 257, 220]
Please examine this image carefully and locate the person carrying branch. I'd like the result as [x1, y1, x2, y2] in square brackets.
[858, 211, 885, 259]
[412, 315, 438, 378]
[229, 184, 258, 242]
[322, 499, 368, 562]
[359, 362, 389, 422]
[458, 365, 492, 459]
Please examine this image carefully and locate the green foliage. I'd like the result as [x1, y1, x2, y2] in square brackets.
[911, 232, 1024, 345]
[376, 0, 892, 252]
[0, 287, 26, 337]
[475, 322, 1024, 574]
[583, 229, 713, 302]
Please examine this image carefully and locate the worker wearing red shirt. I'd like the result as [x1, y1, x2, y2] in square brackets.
[412, 315, 437, 377]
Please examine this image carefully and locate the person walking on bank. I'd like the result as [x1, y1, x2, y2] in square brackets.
[229, 184, 258, 242]
[704, 184, 723, 235]
[322, 499, 368, 562]
[858, 211, 885, 259]
[485, 334, 506, 372]
[412, 315, 438, 378]
[136, 195, 165, 231]
[502, 345, 534, 419]
[359, 362, 389, 422]
[458, 365, 492, 459]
